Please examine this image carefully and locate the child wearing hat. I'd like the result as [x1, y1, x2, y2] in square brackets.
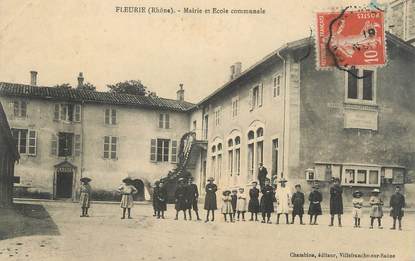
[221, 190, 234, 222]
[291, 184, 305, 225]
[389, 186, 405, 230]
[79, 177, 92, 217]
[369, 188, 383, 229]
[231, 189, 238, 219]
[308, 184, 323, 225]
[248, 181, 260, 221]
[204, 177, 218, 222]
[352, 190, 364, 228]
[118, 177, 138, 219]
[276, 178, 291, 224]
[237, 187, 247, 221]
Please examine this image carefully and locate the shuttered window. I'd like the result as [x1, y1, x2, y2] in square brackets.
[55, 104, 81, 122]
[158, 113, 170, 129]
[12, 100, 27, 117]
[150, 139, 157, 162]
[74, 134, 81, 156]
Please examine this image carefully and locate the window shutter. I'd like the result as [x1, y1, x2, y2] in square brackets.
[51, 134, 58, 156]
[21, 101, 27, 117]
[104, 109, 110, 124]
[111, 109, 117, 125]
[249, 88, 253, 111]
[260, 84, 263, 106]
[54, 104, 60, 120]
[60, 105, 66, 120]
[171, 140, 177, 163]
[13, 101, 19, 116]
[28, 130, 37, 155]
[158, 114, 164, 128]
[150, 139, 156, 162]
[165, 114, 170, 129]
[74, 104, 81, 122]
[74, 134, 81, 156]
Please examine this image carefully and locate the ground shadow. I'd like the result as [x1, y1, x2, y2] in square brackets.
[0, 203, 60, 240]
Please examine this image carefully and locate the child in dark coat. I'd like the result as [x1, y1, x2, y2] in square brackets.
[329, 178, 343, 227]
[231, 189, 238, 219]
[308, 184, 322, 225]
[156, 181, 167, 219]
[390, 186, 405, 230]
[248, 181, 260, 221]
[260, 179, 275, 224]
[291, 184, 305, 224]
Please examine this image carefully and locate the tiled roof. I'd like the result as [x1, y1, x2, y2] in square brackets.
[0, 82, 195, 112]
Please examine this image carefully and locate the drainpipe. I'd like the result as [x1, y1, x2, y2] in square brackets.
[276, 46, 288, 179]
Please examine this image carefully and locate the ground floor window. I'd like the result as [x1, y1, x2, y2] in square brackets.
[11, 128, 37, 156]
[342, 165, 380, 187]
[150, 139, 178, 163]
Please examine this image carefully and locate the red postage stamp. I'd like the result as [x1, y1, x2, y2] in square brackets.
[316, 9, 386, 69]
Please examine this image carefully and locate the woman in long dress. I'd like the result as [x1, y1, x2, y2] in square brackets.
[79, 177, 92, 217]
[118, 177, 138, 219]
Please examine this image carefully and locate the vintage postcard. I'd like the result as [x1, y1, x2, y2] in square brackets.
[0, 0, 414, 260]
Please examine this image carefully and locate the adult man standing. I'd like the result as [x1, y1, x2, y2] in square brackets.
[329, 178, 343, 227]
[276, 178, 291, 224]
[186, 177, 201, 221]
[257, 163, 268, 189]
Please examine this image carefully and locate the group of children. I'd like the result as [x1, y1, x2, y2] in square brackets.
[77, 176, 407, 230]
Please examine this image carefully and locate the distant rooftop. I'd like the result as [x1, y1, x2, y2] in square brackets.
[0, 82, 195, 112]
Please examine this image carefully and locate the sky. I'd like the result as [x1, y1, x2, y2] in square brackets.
[0, 0, 382, 103]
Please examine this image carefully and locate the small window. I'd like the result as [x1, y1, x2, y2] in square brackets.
[346, 69, 375, 102]
[56, 104, 81, 122]
[256, 127, 264, 138]
[104, 136, 117, 159]
[105, 108, 117, 125]
[159, 113, 170, 129]
[273, 75, 281, 97]
[214, 107, 221, 126]
[235, 136, 240, 145]
[248, 131, 255, 140]
[231, 97, 239, 118]
[13, 100, 27, 117]
[217, 143, 222, 151]
[211, 145, 216, 153]
[228, 139, 233, 147]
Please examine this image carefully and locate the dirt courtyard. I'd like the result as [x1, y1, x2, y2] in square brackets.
[0, 201, 414, 261]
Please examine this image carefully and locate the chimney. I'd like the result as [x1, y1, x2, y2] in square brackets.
[230, 62, 242, 80]
[149, 91, 157, 97]
[176, 83, 184, 101]
[77, 72, 84, 88]
[30, 71, 38, 86]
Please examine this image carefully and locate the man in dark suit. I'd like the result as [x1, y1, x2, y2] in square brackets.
[257, 163, 268, 189]
[186, 177, 201, 221]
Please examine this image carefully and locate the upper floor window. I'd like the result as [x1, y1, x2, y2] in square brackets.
[273, 75, 281, 97]
[150, 138, 177, 163]
[231, 97, 239, 118]
[104, 136, 117, 159]
[11, 128, 36, 156]
[159, 113, 170, 129]
[54, 104, 81, 122]
[13, 100, 27, 117]
[214, 106, 222, 126]
[51, 132, 81, 157]
[105, 108, 117, 125]
[346, 69, 376, 103]
[249, 83, 263, 110]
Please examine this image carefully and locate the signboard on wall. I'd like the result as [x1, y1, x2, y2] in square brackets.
[344, 109, 378, 130]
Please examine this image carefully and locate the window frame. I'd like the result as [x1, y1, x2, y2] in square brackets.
[105, 108, 117, 125]
[103, 135, 118, 160]
[158, 113, 170, 129]
[342, 165, 381, 187]
[231, 96, 239, 118]
[273, 74, 282, 98]
[54, 103, 81, 123]
[13, 100, 28, 118]
[345, 69, 377, 105]
[11, 128, 36, 156]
